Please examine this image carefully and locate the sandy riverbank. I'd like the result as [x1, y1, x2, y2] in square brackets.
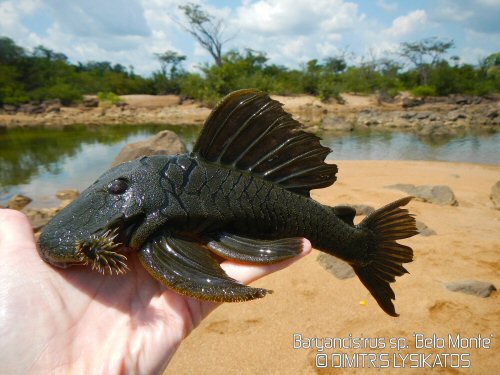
[1, 93, 499, 136]
[165, 160, 500, 374]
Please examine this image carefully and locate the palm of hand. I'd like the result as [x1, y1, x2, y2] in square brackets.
[1, 227, 207, 374]
[0, 210, 310, 374]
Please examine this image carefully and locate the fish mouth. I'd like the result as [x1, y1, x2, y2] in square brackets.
[72, 213, 145, 274]
[39, 213, 145, 273]
[105, 212, 145, 248]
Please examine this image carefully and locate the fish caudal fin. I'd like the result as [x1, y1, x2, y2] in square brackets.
[354, 197, 417, 317]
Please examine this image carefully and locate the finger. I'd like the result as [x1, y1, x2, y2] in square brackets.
[0, 209, 36, 251]
[220, 238, 312, 284]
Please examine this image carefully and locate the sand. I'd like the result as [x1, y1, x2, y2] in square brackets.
[165, 160, 500, 374]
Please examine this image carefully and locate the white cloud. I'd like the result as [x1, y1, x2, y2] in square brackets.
[315, 35, 344, 59]
[377, 0, 398, 12]
[460, 29, 500, 63]
[0, 0, 40, 39]
[228, 0, 366, 67]
[1, 0, 500, 76]
[436, 3, 473, 22]
[385, 10, 428, 37]
[233, 0, 364, 35]
[43, 0, 150, 37]
[435, 0, 500, 34]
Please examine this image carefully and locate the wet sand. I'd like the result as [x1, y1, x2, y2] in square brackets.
[165, 160, 500, 374]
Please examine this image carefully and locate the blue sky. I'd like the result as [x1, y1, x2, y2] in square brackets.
[1, 0, 499, 76]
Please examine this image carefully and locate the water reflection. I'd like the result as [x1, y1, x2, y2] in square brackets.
[320, 129, 500, 164]
[0, 125, 498, 207]
[0, 125, 200, 207]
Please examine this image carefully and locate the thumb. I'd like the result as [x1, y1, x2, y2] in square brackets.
[219, 238, 312, 284]
[0, 209, 37, 255]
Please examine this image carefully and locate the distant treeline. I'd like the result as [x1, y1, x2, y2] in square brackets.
[1, 36, 499, 106]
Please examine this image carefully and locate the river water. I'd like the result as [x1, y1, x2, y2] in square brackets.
[0, 124, 498, 207]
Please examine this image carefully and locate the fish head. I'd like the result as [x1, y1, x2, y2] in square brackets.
[38, 155, 170, 271]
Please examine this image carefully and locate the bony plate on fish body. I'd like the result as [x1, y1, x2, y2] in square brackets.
[38, 89, 418, 317]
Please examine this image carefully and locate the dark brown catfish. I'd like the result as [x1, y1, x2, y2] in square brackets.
[38, 89, 417, 316]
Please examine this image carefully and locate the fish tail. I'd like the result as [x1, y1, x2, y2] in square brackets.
[354, 196, 417, 317]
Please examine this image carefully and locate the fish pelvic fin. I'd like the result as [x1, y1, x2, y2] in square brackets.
[354, 196, 417, 317]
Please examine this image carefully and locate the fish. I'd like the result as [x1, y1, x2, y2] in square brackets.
[38, 89, 418, 316]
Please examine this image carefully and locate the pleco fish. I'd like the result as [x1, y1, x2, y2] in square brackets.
[38, 89, 418, 316]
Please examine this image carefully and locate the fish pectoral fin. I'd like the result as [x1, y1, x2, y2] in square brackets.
[332, 205, 356, 226]
[206, 232, 303, 264]
[138, 233, 270, 302]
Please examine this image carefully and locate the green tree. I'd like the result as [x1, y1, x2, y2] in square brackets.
[483, 52, 500, 68]
[155, 50, 186, 79]
[0, 36, 25, 64]
[399, 37, 455, 86]
[32, 45, 68, 62]
[177, 3, 231, 67]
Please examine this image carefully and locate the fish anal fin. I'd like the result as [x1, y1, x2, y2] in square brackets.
[206, 232, 303, 264]
[193, 89, 337, 196]
[138, 233, 270, 302]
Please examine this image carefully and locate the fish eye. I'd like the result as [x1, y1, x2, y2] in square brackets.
[108, 179, 129, 195]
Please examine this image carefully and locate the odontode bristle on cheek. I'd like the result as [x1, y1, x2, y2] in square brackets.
[75, 228, 129, 275]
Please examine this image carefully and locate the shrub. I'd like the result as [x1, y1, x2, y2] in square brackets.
[411, 85, 437, 97]
[31, 83, 82, 105]
[97, 91, 123, 105]
[0, 87, 29, 104]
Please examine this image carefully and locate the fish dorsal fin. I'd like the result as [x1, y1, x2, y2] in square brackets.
[193, 89, 337, 196]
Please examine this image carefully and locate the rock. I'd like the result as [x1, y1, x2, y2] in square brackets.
[58, 200, 73, 209]
[7, 194, 32, 210]
[113, 102, 128, 109]
[375, 90, 395, 104]
[335, 95, 346, 105]
[401, 111, 417, 119]
[321, 115, 353, 131]
[82, 98, 99, 108]
[491, 181, 500, 209]
[387, 116, 412, 128]
[417, 123, 455, 137]
[486, 109, 499, 119]
[112, 130, 187, 166]
[447, 110, 467, 121]
[24, 208, 54, 232]
[317, 253, 355, 280]
[386, 184, 458, 206]
[428, 114, 441, 121]
[295, 104, 327, 126]
[444, 281, 496, 297]
[2, 104, 18, 114]
[402, 97, 424, 108]
[41, 99, 61, 113]
[356, 110, 382, 126]
[416, 220, 436, 236]
[448, 94, 483, 105]
[416, 112, 430, 120]
[55, 189, 80, 201]
[18, 103, 44, 115]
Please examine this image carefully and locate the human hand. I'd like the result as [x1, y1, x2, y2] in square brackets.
[0, 209, 311, 374]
